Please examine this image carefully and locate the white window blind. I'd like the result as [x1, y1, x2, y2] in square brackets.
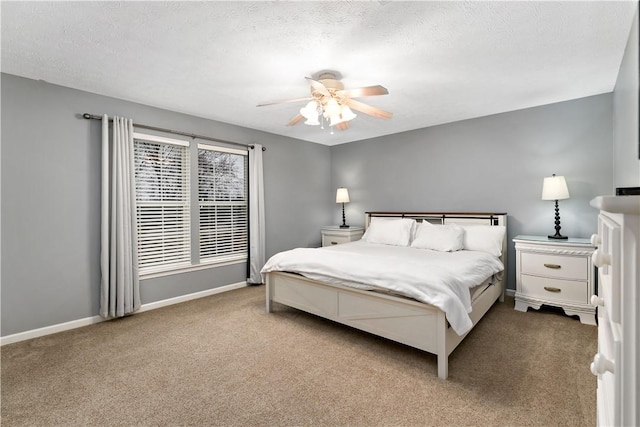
[134, 134, 190, 273]
[198, 144, 248, 262]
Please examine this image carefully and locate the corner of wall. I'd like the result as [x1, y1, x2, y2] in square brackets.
[613, 5, 640, 189]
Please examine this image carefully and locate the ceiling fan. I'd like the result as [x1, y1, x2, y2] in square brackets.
[257, 71, 392, 131]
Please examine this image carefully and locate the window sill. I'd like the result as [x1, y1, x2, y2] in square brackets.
[140, 257, 246, 280]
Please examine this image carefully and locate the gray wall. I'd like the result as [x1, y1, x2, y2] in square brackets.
[1, 73, 332, 336]
[613, 8, 640, 188]
[330, 94, 614, 291]
[0, 71, 619, 337]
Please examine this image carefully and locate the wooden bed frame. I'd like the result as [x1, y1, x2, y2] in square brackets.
[265, 212, 507, 379]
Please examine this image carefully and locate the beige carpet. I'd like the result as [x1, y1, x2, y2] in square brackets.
[2, 286, 596, 426]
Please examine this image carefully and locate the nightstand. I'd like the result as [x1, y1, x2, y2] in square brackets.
[321, 226, 364, 247]
[513, 235, 596, 325]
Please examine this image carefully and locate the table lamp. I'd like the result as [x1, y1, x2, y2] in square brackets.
[542, 174, 570, 239]
[336, 188, 350, 228]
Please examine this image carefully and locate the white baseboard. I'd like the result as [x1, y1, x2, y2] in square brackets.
[0, 315, 106, 347]
[137, 281, 247, 312]
[505, 288, 515, 298]
[0, 281, 248, 346]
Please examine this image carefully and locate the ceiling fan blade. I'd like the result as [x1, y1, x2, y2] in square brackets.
[305, 77, 330, 97]
[257, 97, 312, 107]
[335, 121, 350, 131]
[344, 98, 393, 120]
[338, 85, 389, 98]
[287, 114, 305, 126]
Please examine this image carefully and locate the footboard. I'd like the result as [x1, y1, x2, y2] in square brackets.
[266, 271, 501, 379]
[266, 271, 445, 352]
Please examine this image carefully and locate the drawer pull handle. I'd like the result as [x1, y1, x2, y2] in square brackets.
[592, 250, 611, 268]
[543, 263, 561, 269]
[590, 295, 604, 307]
[544, 286, 561, 293]
[590, 353, 614, 375]
[330, 241, 338, 245]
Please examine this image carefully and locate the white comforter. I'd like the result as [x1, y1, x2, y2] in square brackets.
[261, 240, 504, 335]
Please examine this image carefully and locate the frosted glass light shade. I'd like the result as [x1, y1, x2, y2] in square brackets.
[300, 101, 319, 120]
[329, 114, 343, 127]
[330, 106, 358, 126]
[304, 115, 320, 126]
[340, 106, 357, 122]
[336, 187, 350, 203]
[324, 98, 341, 117]
[542, 175, 570, 200]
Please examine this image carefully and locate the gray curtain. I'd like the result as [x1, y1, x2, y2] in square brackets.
[100, 115, 141, 318]
[247, 144, 265, 284]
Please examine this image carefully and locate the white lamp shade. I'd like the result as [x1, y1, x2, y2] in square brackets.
[324, 98, 341, 118]
[304, 115, 320, 126]
[300, 101, 319, 120]
[340, 106, 357, 122]
[336, 188, 350, 203]
[330, 106, 358, 126]
[329, 114, 343, 127]
[541, 175, 570, 200]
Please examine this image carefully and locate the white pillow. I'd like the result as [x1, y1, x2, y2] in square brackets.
[362, 217, 415, 246]
[459, 225, 506, 257]
[410, 223, 464, 252]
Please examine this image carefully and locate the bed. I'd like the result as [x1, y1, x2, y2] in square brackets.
[263, 212, 507, 379]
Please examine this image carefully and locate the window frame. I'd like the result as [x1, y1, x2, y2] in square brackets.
[133, 132, 191, 276]
[197, 143, 248, 266]
[132, 133, 249, 279]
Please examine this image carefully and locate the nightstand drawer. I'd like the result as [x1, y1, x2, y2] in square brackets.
[322, 234, 350, 246]
[520, 275, 588, 304]
[321, 226, 364, 247]
[520, 252, 587, 280]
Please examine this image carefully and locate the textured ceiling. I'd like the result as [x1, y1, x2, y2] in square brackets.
[1, 1, 637, 146]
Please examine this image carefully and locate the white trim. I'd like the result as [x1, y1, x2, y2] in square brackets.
[505, 288, 516, 297]
[140, 257, 246, 280]
[133, 132, 190, 147]
[0, 281, 248, 346]
[1, 315, 105, 346]
[197, 143, 247, 156]
[138, 281, 247, 312]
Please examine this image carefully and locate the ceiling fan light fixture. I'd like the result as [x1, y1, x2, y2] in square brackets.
[330, 105, 357, 126]
[329, 114, 344, 127]
[300, 101, 319, 120]
[323, 98, 341, 118]
[257, 71, 391, 132]
[340, 106, 357, 122]
[304, 116, 320, 126]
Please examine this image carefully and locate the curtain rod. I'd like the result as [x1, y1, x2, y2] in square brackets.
[82, 113, 265, 151]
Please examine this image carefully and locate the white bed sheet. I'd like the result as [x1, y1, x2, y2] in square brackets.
[261, 240, 504, 335]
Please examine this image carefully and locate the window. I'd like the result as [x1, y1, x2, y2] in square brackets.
[133, 133, 248, 275]
[134, 134, 191, 273]
[198, 144, 248, 263]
